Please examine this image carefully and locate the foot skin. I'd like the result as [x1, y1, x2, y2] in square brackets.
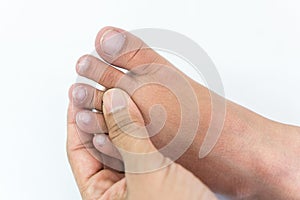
[71, 26, 300, 199]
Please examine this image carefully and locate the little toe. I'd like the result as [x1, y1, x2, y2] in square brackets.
[75, 110, 107, 134]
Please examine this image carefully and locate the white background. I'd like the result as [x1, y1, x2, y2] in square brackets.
[0, 0, 299, 199]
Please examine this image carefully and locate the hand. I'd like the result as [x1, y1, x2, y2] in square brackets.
[67, 87, 217, 199]
[67, 90, 126, 199]
[99, 88, 217, 200]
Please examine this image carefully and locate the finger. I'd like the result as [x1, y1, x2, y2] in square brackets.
[99, 178, 127, 200]
[100, 153, 124, 173]
[67, 101, 103, 189]
[80, 169, 124, 200]
[75, 110, 107, 134]
[69, 83, 104, 111]
[68, 92, 123, 198]
[93, 134, 122, 160]
[95, 26, 169, 73]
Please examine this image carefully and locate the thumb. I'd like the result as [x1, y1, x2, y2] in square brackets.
[102, 88, 168, 173]
[102, 89, 217, 200]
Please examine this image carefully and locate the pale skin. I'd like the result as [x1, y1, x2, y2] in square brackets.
[67, 26, 300, 199]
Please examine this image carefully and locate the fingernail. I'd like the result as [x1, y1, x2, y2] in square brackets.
[77, 58, 90, 73]
[72, 86, 87, 103]
[76, 111, 92, 125]
[104, 89, 127, 113]
[101, 30, 126, 56]
[94, 134, 106, 147]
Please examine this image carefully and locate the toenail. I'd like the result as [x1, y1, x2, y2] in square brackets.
[77, 111, 92, 125]
[94, 134, 106, 147]
[72, 86, 87, 103]
[101, 30, 126, 56]
[77, 58, 90, 73]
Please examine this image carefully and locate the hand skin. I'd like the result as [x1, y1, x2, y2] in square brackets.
[71, 26, 300, 199]
[67, 95, 125, 200]
[67, 88, 217, 200]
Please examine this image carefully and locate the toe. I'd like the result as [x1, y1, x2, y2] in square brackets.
[95, 26, 169, 73]
[70, 84, 103, 111]
[93, 134, 122, 160]
[76, 55, 132, 89]
[76, 110, 107, 134]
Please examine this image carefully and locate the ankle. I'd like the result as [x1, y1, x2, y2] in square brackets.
[202, 101, 299, 198]
[244, 121, 300, 199]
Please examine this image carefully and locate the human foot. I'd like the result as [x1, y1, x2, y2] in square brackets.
[73, 26, 300, 199]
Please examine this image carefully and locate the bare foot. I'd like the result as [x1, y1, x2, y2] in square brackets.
[72, 26, 300, 199]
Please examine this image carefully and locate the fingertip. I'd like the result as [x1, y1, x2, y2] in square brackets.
[93, 134, 123, 160]
[75, 110, 107, 134]
[93, 134, 107, 147]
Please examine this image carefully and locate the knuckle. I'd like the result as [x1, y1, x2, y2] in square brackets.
[81, 172, 113, 200]
[107, 111, 137, 141]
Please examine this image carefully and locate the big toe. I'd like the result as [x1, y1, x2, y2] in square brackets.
[95, 26, 169, 74]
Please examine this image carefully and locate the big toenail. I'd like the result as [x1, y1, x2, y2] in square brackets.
[101, 30, 126, 56]
[94, 134, 106, 147]
[77, 112, 92, 125]
[77, 58, 90, 73]
[72, 86, 87, 103]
